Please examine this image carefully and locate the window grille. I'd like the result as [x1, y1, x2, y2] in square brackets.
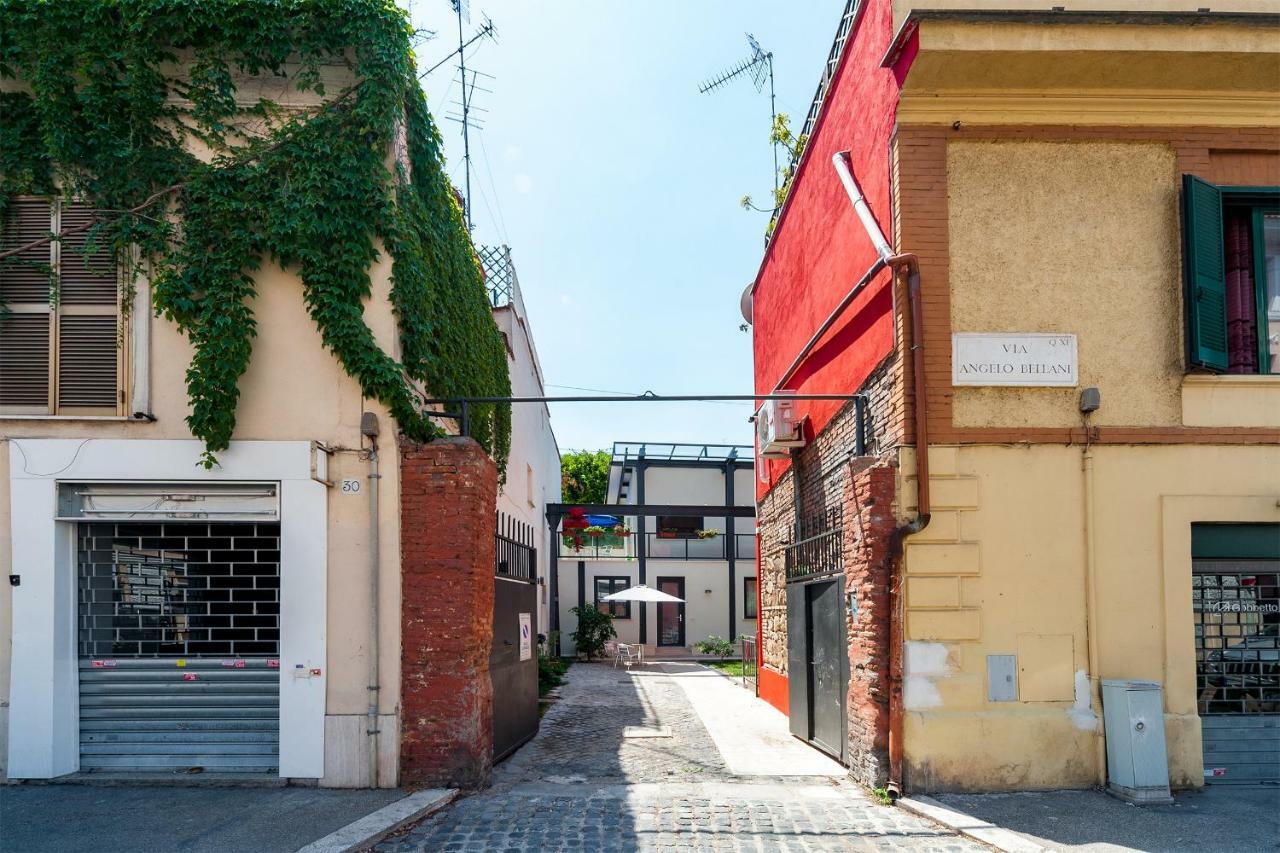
[785, 508, 844, 582]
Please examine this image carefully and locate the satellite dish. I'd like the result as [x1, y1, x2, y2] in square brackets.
[740, 281, 754, 325]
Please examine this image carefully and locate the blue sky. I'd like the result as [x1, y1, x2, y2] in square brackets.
[410, 1, 843, 453]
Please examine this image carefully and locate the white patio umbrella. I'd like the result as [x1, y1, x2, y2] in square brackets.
[602, 584, 684, 603]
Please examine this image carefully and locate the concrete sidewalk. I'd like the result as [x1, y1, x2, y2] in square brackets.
[0, 783, 429, 853]
[915, 785, 1280, 853]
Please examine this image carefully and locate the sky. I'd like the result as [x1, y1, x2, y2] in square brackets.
[409, 1, 844, 454]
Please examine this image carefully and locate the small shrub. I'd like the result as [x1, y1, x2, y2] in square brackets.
[570, 605, 616, 660]
[694, 635, 735, 659]
[538, 655, 570, 696]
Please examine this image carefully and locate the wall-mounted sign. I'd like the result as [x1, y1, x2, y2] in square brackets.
[952, 333, 1077, 387]
[518, 613, 532, 661]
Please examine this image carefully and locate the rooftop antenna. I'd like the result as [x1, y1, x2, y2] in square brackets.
[699, 33, 778, 197]
[443, 0, 498, 231]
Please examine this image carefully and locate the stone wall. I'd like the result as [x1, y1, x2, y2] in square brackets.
[757, 357, 900, 676]
[842, 461, 896, 788]
[399, 437, 497, 789]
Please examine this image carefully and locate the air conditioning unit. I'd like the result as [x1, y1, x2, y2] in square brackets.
[756, 395, 805, 458]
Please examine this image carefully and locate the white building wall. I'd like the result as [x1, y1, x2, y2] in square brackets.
[493, 301, 561, 640]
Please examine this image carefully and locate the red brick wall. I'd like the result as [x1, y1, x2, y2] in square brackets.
[399, 437, 497, 789]
[843, 460, 895, 788]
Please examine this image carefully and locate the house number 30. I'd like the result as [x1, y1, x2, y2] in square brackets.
[340, 478, 362, 494]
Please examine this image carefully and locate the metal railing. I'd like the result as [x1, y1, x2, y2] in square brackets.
[741, 635, 759, 695]
[785, 508, 844, 581]
[557, 531, 756, 561]
[496, 512, 536, 581]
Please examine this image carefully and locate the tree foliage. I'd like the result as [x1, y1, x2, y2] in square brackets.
[0, 0, 510, 469]
[560, 449, 610, 504]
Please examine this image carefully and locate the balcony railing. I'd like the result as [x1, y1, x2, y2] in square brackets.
[560, 532, 756, 561]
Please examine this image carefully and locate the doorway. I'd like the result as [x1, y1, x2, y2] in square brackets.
[657, 577, 685, 647]
[787, 574, 849, 764]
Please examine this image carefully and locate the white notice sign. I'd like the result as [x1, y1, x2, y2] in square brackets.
[952, 333, 1077, 387]
[518, 613, 532, 661]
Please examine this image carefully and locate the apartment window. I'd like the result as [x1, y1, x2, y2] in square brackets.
[1182, 177, 1280, 374]
[594, 576, 631, 619]
[744, 577, 758, 620]
[0, 198, 122, 414]
[657, 515, 702, 539]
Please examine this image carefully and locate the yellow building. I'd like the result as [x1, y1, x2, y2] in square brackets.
[749, 0, 1279, 795]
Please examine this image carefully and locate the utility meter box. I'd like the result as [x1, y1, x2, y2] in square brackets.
[1101, 679, 1174, 804]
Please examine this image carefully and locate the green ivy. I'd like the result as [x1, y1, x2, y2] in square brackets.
[0, 0, 510, 470]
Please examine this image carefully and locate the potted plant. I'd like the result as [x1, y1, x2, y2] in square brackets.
[695, 529, 721, 540]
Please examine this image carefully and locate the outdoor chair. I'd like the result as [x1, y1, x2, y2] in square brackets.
[614, 642, 641, 669]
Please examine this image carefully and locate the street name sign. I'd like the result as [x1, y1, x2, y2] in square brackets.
[952, 333, 1077, 387]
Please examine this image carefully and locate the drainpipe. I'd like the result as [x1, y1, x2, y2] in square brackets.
[1081, 419, 1106, 786]
[361, 412, 382, 788]
[830, 151, 931, 798]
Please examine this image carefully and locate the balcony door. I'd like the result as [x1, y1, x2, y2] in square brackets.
[656, 577, 685, 648]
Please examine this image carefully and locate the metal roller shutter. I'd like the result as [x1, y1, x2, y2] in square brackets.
[79, 659, 279, 773]
[77, 518, 281, 775]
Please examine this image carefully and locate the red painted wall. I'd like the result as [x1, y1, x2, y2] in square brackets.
[752, 0, 904, 499]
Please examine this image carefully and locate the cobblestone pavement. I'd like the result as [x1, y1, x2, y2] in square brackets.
[381, 664, 982, 852]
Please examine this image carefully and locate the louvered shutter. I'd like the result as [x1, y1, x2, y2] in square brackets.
[58, 203, 117, 305]
[58, 315, 118, 408]
[1182, 174, 1229, 372]
[1, 199, 54, 410]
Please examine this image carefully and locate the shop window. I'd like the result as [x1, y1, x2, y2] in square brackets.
[595, 576, 631, 619]
[0, 198, 122, 414]
[1182, 177, 1280, 374]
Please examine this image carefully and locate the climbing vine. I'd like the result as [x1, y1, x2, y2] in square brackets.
[0, 0, 510, 469]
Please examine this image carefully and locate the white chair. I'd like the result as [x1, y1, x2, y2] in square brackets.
[614, 642, 640, 669]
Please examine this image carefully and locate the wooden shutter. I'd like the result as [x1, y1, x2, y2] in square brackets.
[55, 202, 120, 411]
[1182, 174, 1229, 372]
[57, 315, 118, 408]
[1, 199, 54, 411]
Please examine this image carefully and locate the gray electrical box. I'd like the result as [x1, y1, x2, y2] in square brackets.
[987, 655, 1018, 702]
[1101, 679, 1174, 804]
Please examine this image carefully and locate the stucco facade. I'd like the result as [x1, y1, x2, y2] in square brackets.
[749, 0, 1279, 794]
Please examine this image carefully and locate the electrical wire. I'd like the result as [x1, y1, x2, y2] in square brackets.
[10, 438, 93, 477]
[475, 131, 510, 244]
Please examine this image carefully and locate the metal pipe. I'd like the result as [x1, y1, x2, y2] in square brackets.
[828, 149, 932, 797]
[832, 151, 893, 262]
[1081, 435, 1106, 786]
[421, 393, 873, 405]
[885, 254, 930, 799]
[366, 439, 382, 787]
[773, 260, 886, 393]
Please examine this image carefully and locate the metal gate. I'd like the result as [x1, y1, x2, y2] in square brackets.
[491, 513, 539, 762]
[77, 521, 281, 774]
[1193, 557, 1279, 785]
[785, 510, 849, 764]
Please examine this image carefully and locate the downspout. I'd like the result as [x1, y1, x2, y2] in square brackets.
[1081, 421, 1106, 786]
[361, 412, 382, 788]
[830, 151, 931, 798]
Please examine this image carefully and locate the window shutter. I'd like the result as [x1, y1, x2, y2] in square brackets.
[1182, 174, 1229, 372]
[57, 315, 119, 408]
[0, 313, 52, 406]
[58, 203, 118, 306]
[0, 198, 53, 303]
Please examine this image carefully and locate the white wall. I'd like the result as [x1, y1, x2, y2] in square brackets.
[494, 304, 561, 640]
[4, 439, 326, 780]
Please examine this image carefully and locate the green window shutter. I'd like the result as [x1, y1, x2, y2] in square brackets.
[1181, 174, 1229, 372]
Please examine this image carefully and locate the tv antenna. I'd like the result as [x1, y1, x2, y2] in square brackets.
[441, 0, 498, 231]
[699, 33, 778, 196]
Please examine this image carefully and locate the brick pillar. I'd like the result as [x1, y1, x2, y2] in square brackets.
[843, 460, 896, 788]
[399, 437, 497, 789]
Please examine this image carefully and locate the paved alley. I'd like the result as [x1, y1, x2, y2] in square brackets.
[381, 663, 979, 852]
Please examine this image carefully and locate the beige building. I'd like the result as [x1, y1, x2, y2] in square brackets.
[748, 0, 1280, 795]
[0, 60, 555, 786]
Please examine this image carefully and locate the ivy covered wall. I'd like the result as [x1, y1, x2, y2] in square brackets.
[0, 0, 511, 469]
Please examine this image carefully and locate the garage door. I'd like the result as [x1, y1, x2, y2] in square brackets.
[77, 520, 281, 774]
[1193, 523, 1279, 785]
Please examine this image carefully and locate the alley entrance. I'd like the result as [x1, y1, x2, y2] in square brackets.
[381, 663, 979, 851]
